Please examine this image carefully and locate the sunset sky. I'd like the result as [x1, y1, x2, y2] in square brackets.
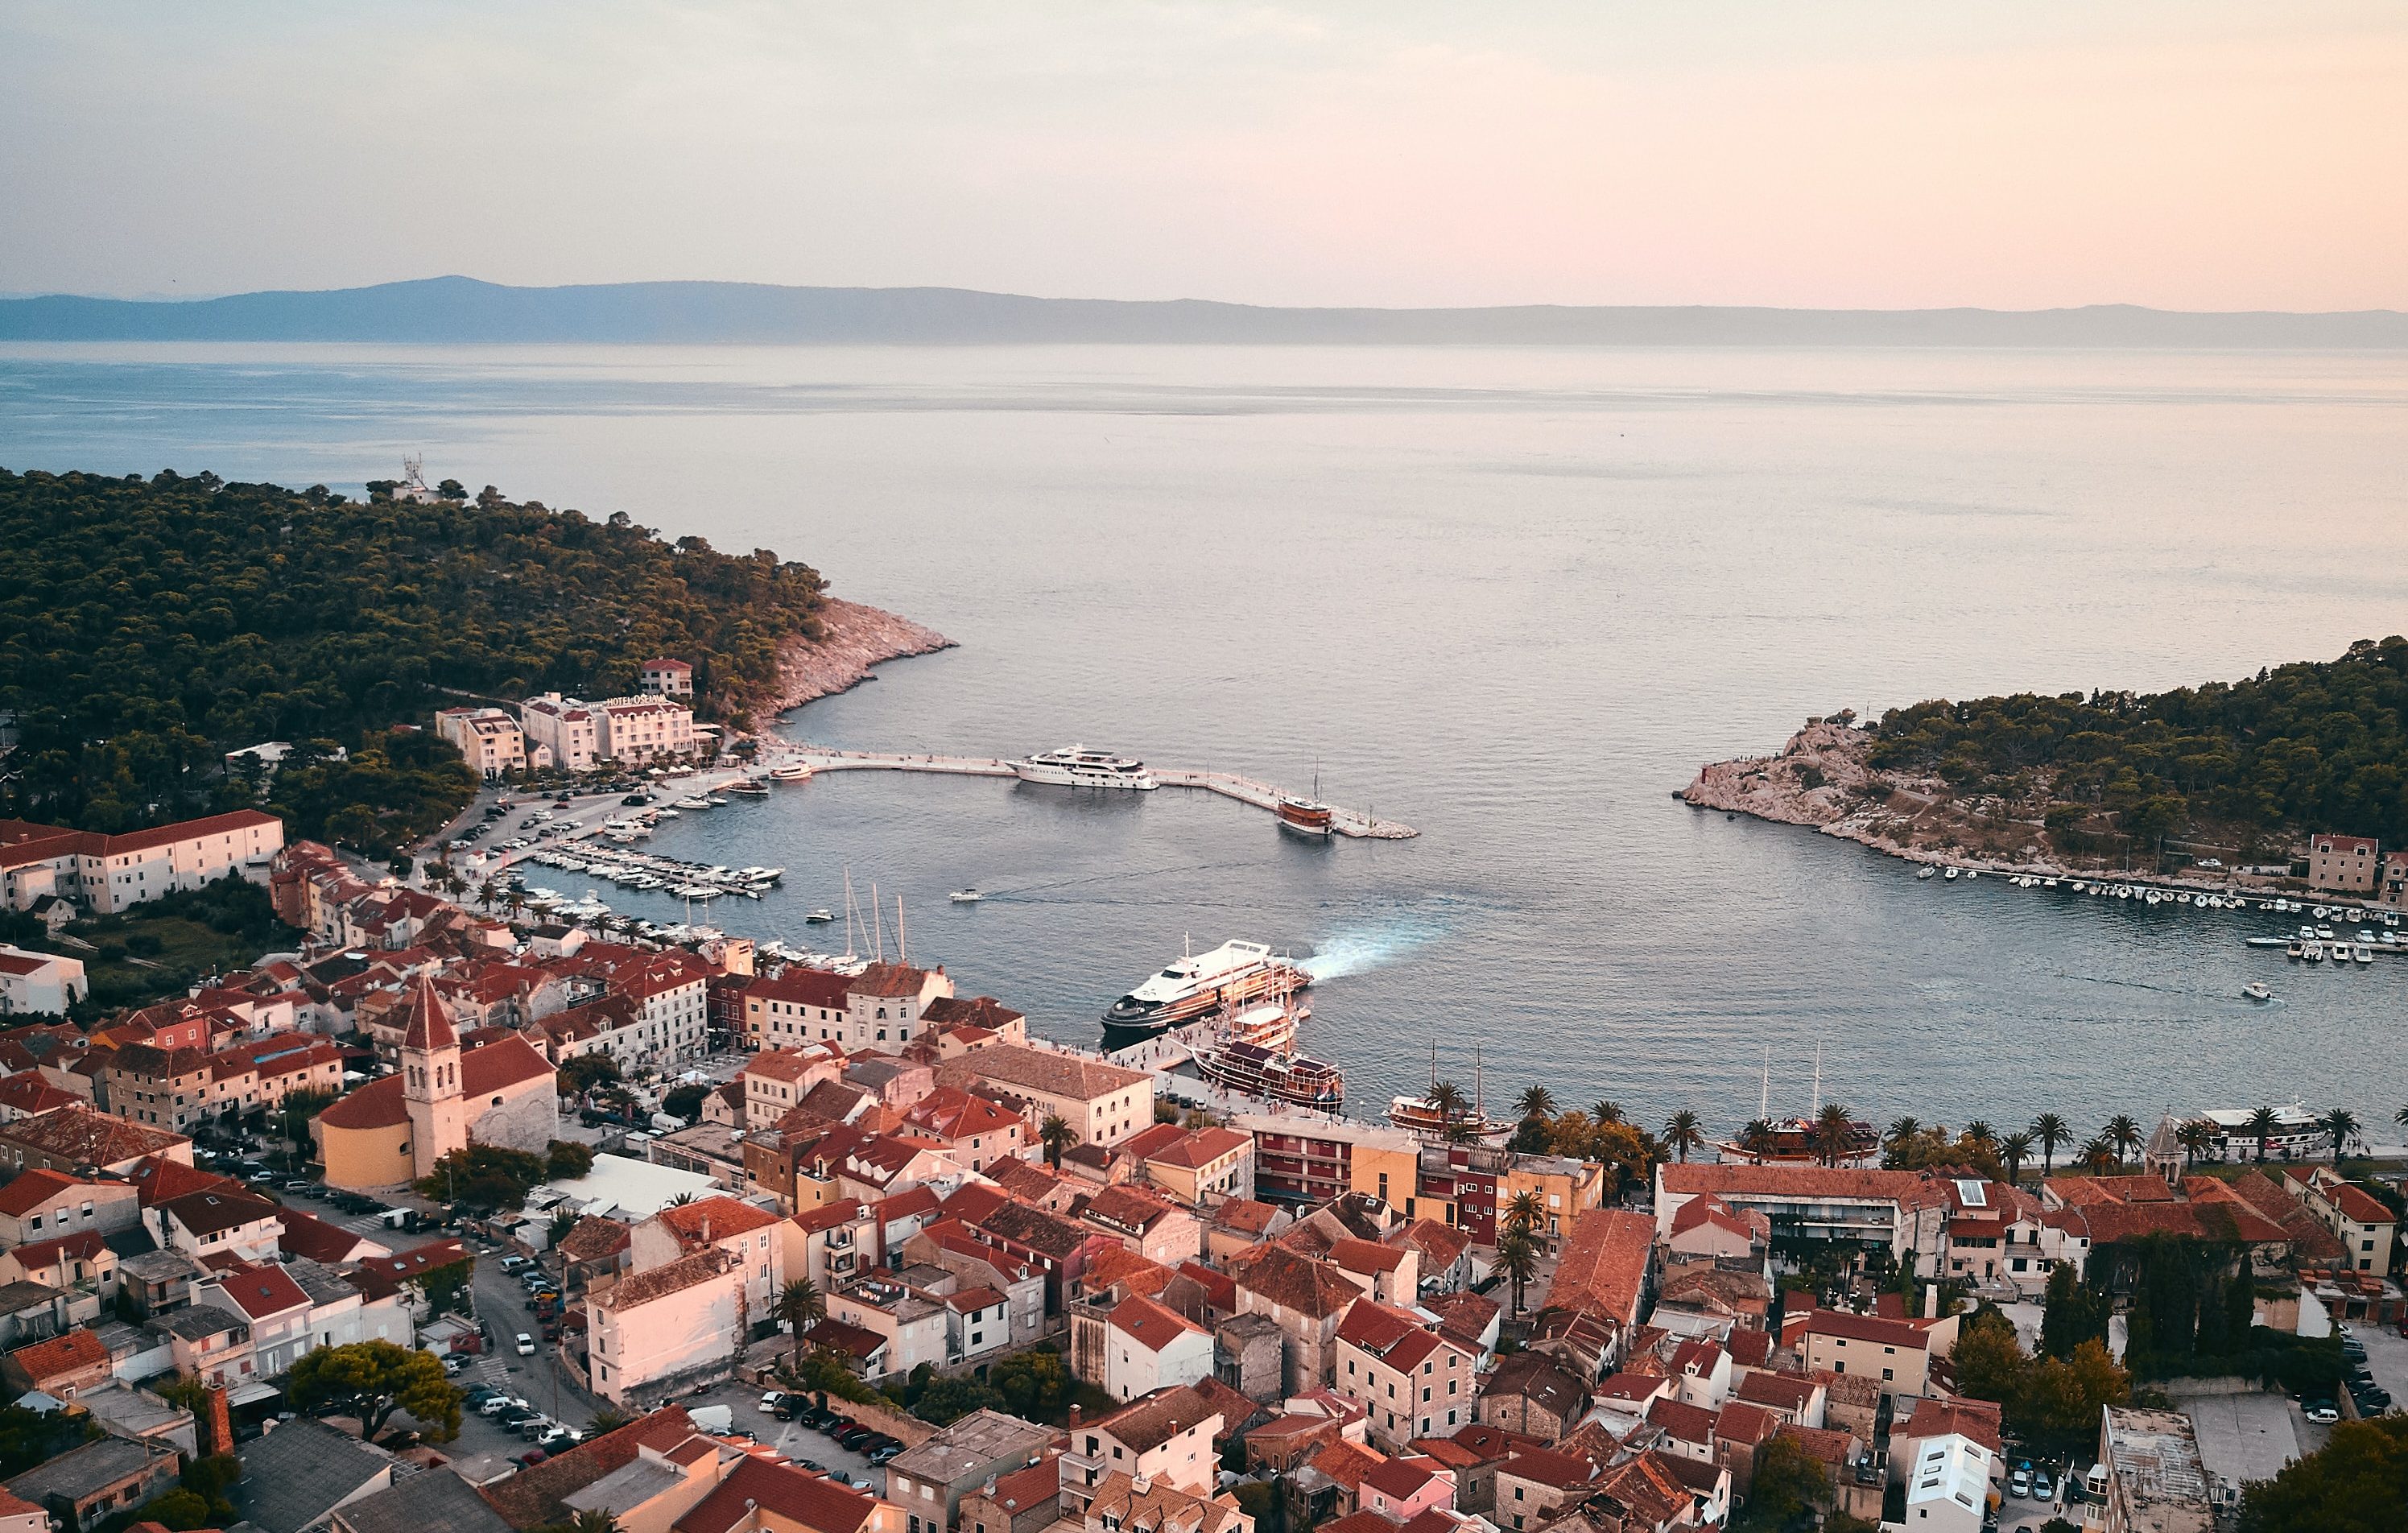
[5, 2, 2402, 309]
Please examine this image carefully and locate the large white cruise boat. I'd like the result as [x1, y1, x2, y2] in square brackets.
[1012, 746, 1159, 791]
[1102, 937, 1309, 1035]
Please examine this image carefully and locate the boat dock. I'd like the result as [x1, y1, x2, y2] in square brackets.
[779, 746, 1419, 838]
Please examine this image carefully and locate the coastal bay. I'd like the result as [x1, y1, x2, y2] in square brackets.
[5, 341, 2407, 1138]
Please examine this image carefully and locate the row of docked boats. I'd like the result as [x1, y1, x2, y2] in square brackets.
[1919, 862, 2408, 924]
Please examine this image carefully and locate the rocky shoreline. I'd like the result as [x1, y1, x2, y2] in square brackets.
[769, 597, 954, 714]
[1684, 719, 2154, 882]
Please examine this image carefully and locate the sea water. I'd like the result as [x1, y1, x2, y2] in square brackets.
[5, 341, 2406, 1141]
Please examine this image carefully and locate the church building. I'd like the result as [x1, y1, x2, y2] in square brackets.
[315, 977, 558, 1190]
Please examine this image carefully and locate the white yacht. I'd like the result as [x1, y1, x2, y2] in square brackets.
[1103, 937, 1309, 1035]
[1012, 746, 1159, 791]
[1915, 866, 1935, 881]
[950, 888, 983, 903]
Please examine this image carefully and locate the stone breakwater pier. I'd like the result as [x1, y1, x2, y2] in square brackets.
[777, 746, 1419, 839]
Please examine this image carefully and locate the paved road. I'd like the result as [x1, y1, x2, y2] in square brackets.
[2350, 1316, 2408, 1419]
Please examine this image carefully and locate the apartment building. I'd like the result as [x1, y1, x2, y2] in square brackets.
[1, 810, 285, 915]
[521, 694, 601, 772]
[432, 707, 535, 777]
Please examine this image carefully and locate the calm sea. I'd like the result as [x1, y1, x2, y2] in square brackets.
[6, 341, 2407, 1143]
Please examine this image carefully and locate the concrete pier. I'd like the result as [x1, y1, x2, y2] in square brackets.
[777, 746, 1419, 838]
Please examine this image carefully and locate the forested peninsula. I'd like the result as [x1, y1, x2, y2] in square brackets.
[0, 467, 941, 852]
[1687, 638, 2408, 874]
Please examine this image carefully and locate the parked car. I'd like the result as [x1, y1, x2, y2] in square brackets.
[759, 1391, 785, 1415]
[867, 1443, 903, 1466]
[2008, 1469, 2032, 1500]
[499, 1256, 527, 1272]
[2033, 1469, 2056, 1501]
[480, 1396, 527, 1417]
[465, 1386, 500, 1405]
[516, 1450, 547, 1468]
[2306, 1399, 2340, 1424]
[514, 1333, 537, 1356]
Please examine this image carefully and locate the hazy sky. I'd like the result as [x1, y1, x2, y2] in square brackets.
[6, 2, 2404, 309]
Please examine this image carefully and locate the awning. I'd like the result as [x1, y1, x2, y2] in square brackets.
[228, 1382, 283, 1407]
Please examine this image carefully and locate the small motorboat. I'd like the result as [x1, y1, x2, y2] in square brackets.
[2356, 944, 2376, 965]
[674, 795, 711, 810]
[804, 908, 836, 924]
[2287, 941, 2304, 961]
[2303, 941, 2325, 964]
[1964, 870, 1980, 880]
[949, 888, 983, 903]
[2243, 981, 2272, 1002]
[1943, 868, 1960, 882]
[1916, 866, 1936, 881]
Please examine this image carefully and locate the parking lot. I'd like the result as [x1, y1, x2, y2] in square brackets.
[680, 1377, 884, 1490]
[2347, 1316, 2408, 1419]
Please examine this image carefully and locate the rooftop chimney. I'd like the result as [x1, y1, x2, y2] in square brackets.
[1069, 1404, 1081, 1427]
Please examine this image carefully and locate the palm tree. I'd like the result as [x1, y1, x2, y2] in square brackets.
[1964, 1120, 1997, 1150]
[1662, 1110, 1704, 1163]
[2105, 1114, 2142, 1166]
[1504, 1189, 1546, 1238]
[570, 1509, 621, 1533]
[1517, 1085, 1556, 1121]
[1739, 1119, 1774, 1160]
[774, 1279, 825, 1370]
[1885, 1117, 1922, 1151]
[1039, 1114, 1073, 1168]
[1442, 1119, 1477, 1145]
[1427, 1081, 1467, 1121]
[1497, 1229, 1539, 1317]
[2175, 1121, 2216, 1167]
[2030, 1113, 2070, 1177]
[2000, 1131, 2033, 1186]
[2080, 1137, 2117, 1175]
[2323, 1107, 2362, 1159]
[666, 1192, 696, 1206]
[1815, 1104, 1857, 1167]
[1592, 1101, 1625, 1126]
[2246, 1105, 2280, 1162]
[477, 878, 499, 912]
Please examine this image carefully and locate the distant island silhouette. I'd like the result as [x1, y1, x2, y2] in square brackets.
[4, 275, 2402, 347]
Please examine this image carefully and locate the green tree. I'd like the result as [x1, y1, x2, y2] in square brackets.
[559, 1053, 622, 1098]
[2247, 1105, 2280, 1162]
[547, 1140, 597, 1180]
[2001, 1130, 2034, 1185]
[662, 1084, 709, 1123]
[1516, 1085, 1555, 1121]
[1662, 1109, 1703, 1163]
[911, 1375, 1008, 1426]
[2040, 1262, 2106, 1360]
[2031, 1112, 2071, 1176]
[1735, 1432, 1834, 1531]
[1497, 1230, 1539, 1318]
[133, 1490, 216, 1530]
[775, 1279, 826, 1371]
[2104, 1114, 2142, 1165]
[287, 1339, 462, 1440]
[990, 1348, 1081, 1424]
[1039, 1114, 1072, 1169]
[0, 1404, 99, 1477]
[2238, 1415, 2408, 1531]
[419, 1143, 549, 1208]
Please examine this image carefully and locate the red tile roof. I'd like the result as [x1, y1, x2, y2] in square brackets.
[676, 1456, 878, 1533]
[1545, 1209, 1653, 1327]
[6, 1327, 108, 1382]
[213, 1262, 310, 1319]
[1109, 1294, 1204, 1352]
[0, 1167, 88, 1216]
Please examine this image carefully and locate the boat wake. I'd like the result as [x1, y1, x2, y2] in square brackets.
[1303, 919, 1444, 982]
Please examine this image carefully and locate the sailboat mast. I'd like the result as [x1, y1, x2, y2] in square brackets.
[1759, 1045, 1770, 1122]
[1811, 1037, 1824, 1116]
[896, 895, 907, 965]
[842, 868, 858, 960]
[872, 881, 885, 964]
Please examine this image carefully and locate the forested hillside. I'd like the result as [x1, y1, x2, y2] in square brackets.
[0, 468, 827, 845]
[1870, 637, 2408, 849]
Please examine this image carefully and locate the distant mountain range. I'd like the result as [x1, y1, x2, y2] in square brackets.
[2, 275, 2402, 347]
